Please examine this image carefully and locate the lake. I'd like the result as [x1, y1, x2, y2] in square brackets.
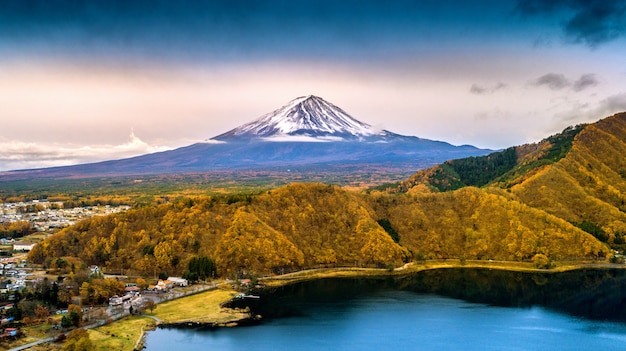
[145, 268, 626, 350]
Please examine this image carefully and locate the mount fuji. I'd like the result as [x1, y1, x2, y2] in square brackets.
[0, 96, 492, 181]
[213, 95, 396, 142]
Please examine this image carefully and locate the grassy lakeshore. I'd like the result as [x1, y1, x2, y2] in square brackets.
[89, 315, 156, 351]
[86, 287, 246, 351]
[259, 259, 625, 286]
[148, 288, 249, 324]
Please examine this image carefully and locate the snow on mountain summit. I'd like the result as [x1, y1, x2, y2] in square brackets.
[211, 95, 392, 141]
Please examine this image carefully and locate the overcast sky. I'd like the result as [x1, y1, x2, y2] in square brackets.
[1, 0, 626, 171]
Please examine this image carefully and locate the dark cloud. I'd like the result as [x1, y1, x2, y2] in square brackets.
[572, 74, 599, 92]
[597, 93, 626, 114]
[470, 85, 487, 94]
[531, 73, 600, 92]
[531, 73, 570, 90]
[470, 82, 507, 95]
[517, 0, 626, 47]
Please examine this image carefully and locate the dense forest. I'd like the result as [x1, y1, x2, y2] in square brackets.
[401, 113, 626, 248]
[27, 113, 626, 278]
[0, 221, 35, 239]
[401, 124, 585, 192]
[29, 183, 607, 278]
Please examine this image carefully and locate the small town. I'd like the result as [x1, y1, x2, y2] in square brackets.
[0, 200, 130, 233]
[0, 200, 137, 348]
[0, 200, 249, 350]
[0, 257, 220, 350]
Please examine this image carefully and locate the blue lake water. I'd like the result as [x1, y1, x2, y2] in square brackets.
[145, 269, 626, 350]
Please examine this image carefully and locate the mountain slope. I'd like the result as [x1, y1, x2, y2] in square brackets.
[29, 183, 608, 277]
[509, 113, 626, 237]
[401, 112, 626, 247]
[370, 186, 607, 261]
[399, 124, 584, 192]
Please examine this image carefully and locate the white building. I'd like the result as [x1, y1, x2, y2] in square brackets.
[13, 242, 36, 252]
[167, 277, 188, 287]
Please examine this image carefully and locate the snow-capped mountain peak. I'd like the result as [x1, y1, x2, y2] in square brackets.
[211, 95, 391, 141]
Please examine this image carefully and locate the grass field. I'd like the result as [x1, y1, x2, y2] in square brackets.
[149, 288, 247, 324]
[86, 288, 246, 350]
[89, 316, 155, 351]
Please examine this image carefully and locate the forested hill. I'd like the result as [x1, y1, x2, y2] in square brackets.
[29, 113, 626, 277]
[401, 112, 626, 248]
[30, 182, 608, 278]
[399, 123, 586, 193]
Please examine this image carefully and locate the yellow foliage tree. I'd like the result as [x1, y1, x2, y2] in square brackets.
[215, 209, 304, 276]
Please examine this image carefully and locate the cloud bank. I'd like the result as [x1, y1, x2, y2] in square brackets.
[0, 131, 171, 171]
[531, 73, 599, 91]
[470, 82, 507, 95]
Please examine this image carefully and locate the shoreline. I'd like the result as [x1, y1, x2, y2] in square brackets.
[258, 260, 626, 286]
[152, 261, 626, 325]
[157, 314, 262, 330]
[134, 261, 625, 349]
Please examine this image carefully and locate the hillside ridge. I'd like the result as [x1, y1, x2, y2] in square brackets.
[401, 112, 626, 249]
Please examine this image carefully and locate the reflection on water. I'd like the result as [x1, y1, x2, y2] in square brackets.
[243, 268, 626, 323]
[146, 268, 626, 350]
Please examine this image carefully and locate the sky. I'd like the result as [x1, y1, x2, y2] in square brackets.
[1, 0, 626, 171]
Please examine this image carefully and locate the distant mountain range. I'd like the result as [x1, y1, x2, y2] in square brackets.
[0, 95, 491, 180]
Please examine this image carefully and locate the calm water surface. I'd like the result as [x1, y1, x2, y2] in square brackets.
[146, 269, 626, 350]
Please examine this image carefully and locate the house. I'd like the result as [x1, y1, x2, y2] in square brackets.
[125, 285, 141, 294]
[12, 242, 35, 252]
[0, 327, 21, 339]
[146, 284, 166, 293]
[167, 277, 188, 287]
[158, 279, 174, 290]
[108, 296, 123, 306]
[123, 294, 133, 302]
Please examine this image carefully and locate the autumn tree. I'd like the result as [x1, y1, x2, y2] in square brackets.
[0, 220, 35, 238]
[215, 209, 304, 276]
[143, 299, 157, 313]
[357, 213, 409, 267]
[62, 328, 92, 351]
[532, 254, 552, 269]
[135, 278, 148, 290]
[34, 304, 50, 320]
[154, 241, 174, 269]
[79, 278, 125, 305]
